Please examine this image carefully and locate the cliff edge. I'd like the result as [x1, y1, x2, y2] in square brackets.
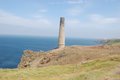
[18, 43, 120, 68]
[1, 40, 120, 80]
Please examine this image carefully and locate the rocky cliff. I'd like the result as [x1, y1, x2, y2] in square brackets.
[18, 44, 120, 68]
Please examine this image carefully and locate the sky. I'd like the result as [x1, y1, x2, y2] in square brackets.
[0, 0, 120, 39]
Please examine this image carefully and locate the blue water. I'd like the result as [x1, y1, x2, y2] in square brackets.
[0, 36, 102, 68]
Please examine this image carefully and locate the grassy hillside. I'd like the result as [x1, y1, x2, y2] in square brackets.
[0, 55, 120, 80]
[0, 39, 120, 80]
[105, 39, 120, 46]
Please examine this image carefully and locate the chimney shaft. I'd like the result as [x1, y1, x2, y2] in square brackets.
[58, 17, 65, 48]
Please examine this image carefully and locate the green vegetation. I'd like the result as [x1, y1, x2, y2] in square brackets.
[0, 55, 120, 80]
[105, 39, 120, 45]
[0, 39, 120, 80]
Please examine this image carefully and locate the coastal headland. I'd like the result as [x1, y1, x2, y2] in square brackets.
[0, 39, 120, 80]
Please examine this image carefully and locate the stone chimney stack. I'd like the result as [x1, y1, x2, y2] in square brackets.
[58, 17, 65, 48]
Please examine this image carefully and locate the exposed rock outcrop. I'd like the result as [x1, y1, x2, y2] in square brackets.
[18, 48, 66, 68]
[18, 45, 120, 68]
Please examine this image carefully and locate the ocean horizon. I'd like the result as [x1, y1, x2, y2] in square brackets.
[0, 35, 102, 68]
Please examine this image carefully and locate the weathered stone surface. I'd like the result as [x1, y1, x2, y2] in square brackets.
[58, 17, 65, 48]
[18, 49, 66, 68]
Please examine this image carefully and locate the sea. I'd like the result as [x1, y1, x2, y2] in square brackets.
[0, 36, 102, 68]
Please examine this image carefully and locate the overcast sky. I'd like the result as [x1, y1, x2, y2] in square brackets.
[0, 0, 120, 39]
